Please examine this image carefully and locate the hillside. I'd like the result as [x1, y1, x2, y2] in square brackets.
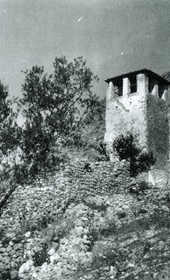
[0, 160, 170, 280]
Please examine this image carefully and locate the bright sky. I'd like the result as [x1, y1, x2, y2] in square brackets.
[0, 0, 170, 99]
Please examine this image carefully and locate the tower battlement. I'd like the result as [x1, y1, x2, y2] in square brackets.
[105, 69, 170, 100]
[104, 69, 170, 173]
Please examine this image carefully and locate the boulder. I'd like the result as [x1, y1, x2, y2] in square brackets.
[18, 259, 34, 278]
[49, 252, 60, 264]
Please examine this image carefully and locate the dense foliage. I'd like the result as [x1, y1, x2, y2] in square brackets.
[18, 57, 100, 174]
[0, 56, 102, 213]
[0, 82, 22, 181]
[0, 81, 16, 155]
[113, 133, 155, 176]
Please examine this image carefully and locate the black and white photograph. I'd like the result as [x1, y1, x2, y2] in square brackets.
[0, 1, 170, 279]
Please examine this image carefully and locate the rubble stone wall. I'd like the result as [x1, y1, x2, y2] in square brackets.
[0, 160, 130, 278]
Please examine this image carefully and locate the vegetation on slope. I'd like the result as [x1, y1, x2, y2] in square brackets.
[0, 56, 105, 214]
[0, 58, 169, 280]
[0, 167, 170, 280]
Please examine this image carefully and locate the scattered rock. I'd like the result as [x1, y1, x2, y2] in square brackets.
[18, 259, 34, 278]
[48, 247, 55, 256]
[51, 241, 59, 250]
[25, 231, 31, 238]
[49, 252, 60, 264]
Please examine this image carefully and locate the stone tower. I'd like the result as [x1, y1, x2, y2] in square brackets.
[104, 69, 170, 173]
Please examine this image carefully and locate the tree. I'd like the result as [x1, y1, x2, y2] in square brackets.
[113, 133, 155, 176]
[0, 81, 10, 122]
[19, 56, 99, 174]
[0, 82, 24, 216]
[0, 81, 12, 188]
[0, 81, 11, 153]
[0, 81, 21, 157]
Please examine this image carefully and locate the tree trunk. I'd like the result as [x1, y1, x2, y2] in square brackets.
[0, 182, 18, 217]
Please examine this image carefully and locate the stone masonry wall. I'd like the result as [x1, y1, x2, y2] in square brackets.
[105, 80, 170, 172]
[0, 159, 170, 280]
[105, 90, 147, 156]
[66, 160, 130, 197]
[1, 160, 170, 280]
[147, 93, 169, 170]
[0, 160, 130, 278]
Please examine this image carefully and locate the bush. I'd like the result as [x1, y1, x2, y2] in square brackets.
[94, 141, 110, 161]
[33, 242, 49, 267]
[128, 180, 149, 195]
[113, 133, 155, 176]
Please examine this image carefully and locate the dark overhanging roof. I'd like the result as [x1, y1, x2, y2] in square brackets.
[105, 68, 170, 85]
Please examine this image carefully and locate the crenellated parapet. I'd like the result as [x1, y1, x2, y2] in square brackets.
[105, 69, 170, 101]
[104, 69, 170, 173]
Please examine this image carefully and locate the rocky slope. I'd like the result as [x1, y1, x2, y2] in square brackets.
[0, 160, 170, 280]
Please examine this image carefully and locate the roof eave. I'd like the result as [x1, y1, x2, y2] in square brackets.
[105, 69, 170, 85]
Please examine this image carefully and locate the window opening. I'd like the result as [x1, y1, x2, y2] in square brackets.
[129, 75, 137, 93]
[149, 77, 154, 94]
[114, 80, 123, 96]
[159, 84, 164, 98]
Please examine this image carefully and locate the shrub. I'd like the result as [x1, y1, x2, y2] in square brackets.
[113, 133, 155, 176]
[33, 242, 49, 267]
[128, 180, 150, 195]
[94, 141, 110, 161]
